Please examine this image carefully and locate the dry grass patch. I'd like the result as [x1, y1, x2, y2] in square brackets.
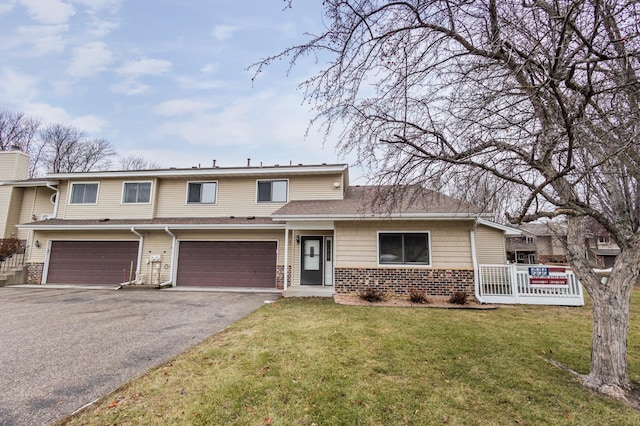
[60, 294, 640, 425]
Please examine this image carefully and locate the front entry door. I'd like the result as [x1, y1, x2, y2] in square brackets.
[301, 236, 323, 285]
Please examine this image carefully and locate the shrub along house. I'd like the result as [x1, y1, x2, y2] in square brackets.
[0, 150, 516, 298]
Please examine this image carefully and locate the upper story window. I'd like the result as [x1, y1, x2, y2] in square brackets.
[598, 236, 610, 244]
[525, 236, 535, 244]
[187, 181, 217, 204]
[123, 182, 152, 204]
[257, 180, 288, 203]
[70, 183, 98, 204]
[378, 232, 430, 265]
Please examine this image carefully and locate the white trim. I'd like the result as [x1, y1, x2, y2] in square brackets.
[68, 182, 100, 205]
[0, 180, 59, 187]
[376, 230, 432, 268]
[185, 180, 218, 205]
[275, 213, 492, 221]
[18, 223, 287, 231]
[476, 218, 521, 235]
[130, 227, 144, 281]
[121, 181, 153, 205]
[285, 220, 334, 230]
[256, 178, 289, 204]
[45, 164, 348, 180]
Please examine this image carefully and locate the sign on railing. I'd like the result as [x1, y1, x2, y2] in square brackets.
[528, 266, 569, 288]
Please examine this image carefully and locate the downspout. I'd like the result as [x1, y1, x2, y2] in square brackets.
[161, 226, 176, 288]
[283, 225, 289, 291]
[46, 183, 59, 219]
[470, 217, 485, 304]
[128, 227, 144, 286]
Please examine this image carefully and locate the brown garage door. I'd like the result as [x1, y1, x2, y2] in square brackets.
[47, 241, 138, 285]
[176, 241, 277, 287]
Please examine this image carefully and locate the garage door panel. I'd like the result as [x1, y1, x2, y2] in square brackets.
[176, 241, 276, 288]
[47, 241, 138, 285]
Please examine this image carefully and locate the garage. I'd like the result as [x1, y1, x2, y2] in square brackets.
[46, 241, 139, 285]
[176, 241, 277, 287]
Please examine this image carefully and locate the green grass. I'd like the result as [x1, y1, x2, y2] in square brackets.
[62, 293, 640, 425]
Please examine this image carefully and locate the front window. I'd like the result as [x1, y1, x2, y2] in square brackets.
[187, 182, 217, 204]
[123, 182, 151, 203]
[257, 180, 287, 203]
[70, 183, 98, 204]
[378, 232, 430, 265]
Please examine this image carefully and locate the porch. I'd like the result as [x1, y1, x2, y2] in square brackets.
[477, 264, 584, 306]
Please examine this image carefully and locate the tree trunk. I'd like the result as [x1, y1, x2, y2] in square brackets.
[566, 218, 639, 399]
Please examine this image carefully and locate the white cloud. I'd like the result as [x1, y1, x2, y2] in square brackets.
[111, 78, 150, 96]
[200, 63, 219, 74]
[67, 41, 113, 77]
[19, 0, 75, 25]
[15, 24, 68, 54]
[71, 0, 121, 13]
[86, 17, 119, 37]
[175, 75, 222, 90]
[117, 58, 172, 76]
[0, 0, 16, 14]
[211, 25, 240, 41]
[154, 99, 214, 117]
[0, 67, 39, 102]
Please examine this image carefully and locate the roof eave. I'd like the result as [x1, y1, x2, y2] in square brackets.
[274, 212, 491, 221]
[17, 223, 287, 231]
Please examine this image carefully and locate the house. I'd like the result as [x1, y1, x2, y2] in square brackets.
[584, 222, 620, 269]
[0, 150, 517, 297]
[505, 222, 568, 265]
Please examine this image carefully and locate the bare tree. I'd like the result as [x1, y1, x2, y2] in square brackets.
[255, 1, 640, 400]
[0, 109, 41, 176]
[39, 123, 115, 173]
[117, 154, 161, 170]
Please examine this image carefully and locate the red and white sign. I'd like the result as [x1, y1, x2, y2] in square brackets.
[528, 266, 569, 288]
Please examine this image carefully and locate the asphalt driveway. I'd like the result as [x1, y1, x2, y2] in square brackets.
[0, 286, 280, 425]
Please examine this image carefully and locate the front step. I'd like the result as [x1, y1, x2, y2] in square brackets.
[0, 267, 26, 286]
[283, 286, 335, 298]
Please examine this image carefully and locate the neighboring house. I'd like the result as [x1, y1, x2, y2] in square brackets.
[585, 228, 620, 269]
[505, 222, 568, 265]
[0, 150, 517, 297]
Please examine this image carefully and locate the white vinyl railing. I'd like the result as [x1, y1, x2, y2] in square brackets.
[478, 264, 584, 306]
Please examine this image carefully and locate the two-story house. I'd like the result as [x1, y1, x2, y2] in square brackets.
[0, 150, 517, 297]
[505, 222, 568, 265]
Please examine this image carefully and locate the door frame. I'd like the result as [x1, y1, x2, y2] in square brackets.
[300, 235, 334, 286]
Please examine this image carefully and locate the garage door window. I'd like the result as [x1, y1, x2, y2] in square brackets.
[123, 182, 152, 203]
[70, 183, 98, 204]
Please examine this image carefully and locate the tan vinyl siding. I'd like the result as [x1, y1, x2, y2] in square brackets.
[0, 187, 23, 238]
[474, 225, 507, 264]
[173, 229, 285, 264]
[29, 230, 138, 263]
[288, 174, 344, 200]
[139, 231, 173, 284]
[0, 151, 29, 180]
[335, 220, 474, 269]
[16, 187, 56, 239]
[63, 179, 155, 220]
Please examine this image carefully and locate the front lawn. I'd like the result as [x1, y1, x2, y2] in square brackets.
[61, 294, 640, 425]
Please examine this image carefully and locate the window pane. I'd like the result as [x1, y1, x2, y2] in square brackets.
[124, 183, 137, 203]
[379, 234, 403, 263]
[257, 181, 271, 202]
[201, 182, 216, 203]
[404, 233, 429, 263]
[137, 182, 151, 203]
[188, 183, 201, 203]
[84, 184, 98, 203]
[71, 184, 84, 204]
[271, 180, 287, 202]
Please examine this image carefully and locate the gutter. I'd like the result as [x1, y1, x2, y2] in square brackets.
[161, 226, 176, 288]
[45, 183, 60, 219]
[470, 217, 485, 304]
[129, 227, 144, 285]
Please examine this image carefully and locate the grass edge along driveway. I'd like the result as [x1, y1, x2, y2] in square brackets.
[61, 294, 640, 425]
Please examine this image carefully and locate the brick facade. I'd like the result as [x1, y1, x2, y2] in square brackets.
[276, 265, 292, 290]
[334, 267, 474, 296]
[26, 263, 44, 284]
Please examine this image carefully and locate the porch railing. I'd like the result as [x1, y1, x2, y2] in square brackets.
[0, 249, 26, 276]
[478, 264, 584, 306]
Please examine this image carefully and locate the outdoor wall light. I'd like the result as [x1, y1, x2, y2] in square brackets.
[34, 240, 41, 249]
[296, 235, 300, 244]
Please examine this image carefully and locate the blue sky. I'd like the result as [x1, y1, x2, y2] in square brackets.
[0, 0, 353, 170]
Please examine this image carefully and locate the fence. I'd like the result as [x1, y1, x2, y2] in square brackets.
[478, 264, 584, 306]
[0, 250, 26, 276]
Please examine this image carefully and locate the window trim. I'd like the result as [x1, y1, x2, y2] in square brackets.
[121, 181, 153, 205]
[185, 181, 218, 205]
[377, 231, 431, 267]
[256, 179, 289, 203]
[68, 182, 100, 205]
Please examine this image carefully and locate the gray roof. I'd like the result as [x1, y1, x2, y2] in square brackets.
[273, 186, 484, 217]
[518, 221, 568, 237]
